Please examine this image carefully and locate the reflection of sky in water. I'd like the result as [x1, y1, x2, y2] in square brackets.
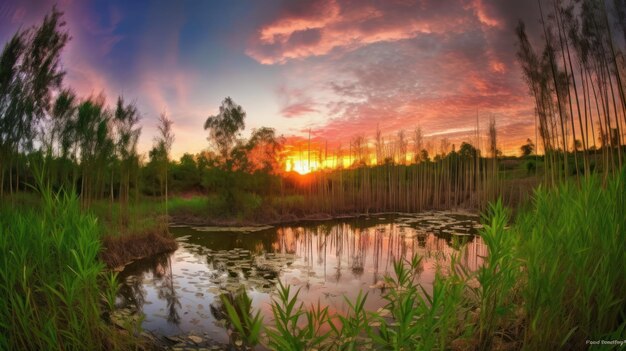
[117, 212, 486, 343]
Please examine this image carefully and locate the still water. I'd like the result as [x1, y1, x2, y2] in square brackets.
[116, 211, 486, 343]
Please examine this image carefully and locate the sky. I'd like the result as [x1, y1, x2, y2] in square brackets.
[0, 0, 546, 158]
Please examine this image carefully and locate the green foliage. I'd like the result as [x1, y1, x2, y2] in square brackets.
[459, 142, 479, 160]
[476, 200, 518, 350]
[265, 282, 335, 351]
[0, 186, 120, 350]
[524, 159, 536, 174]
[514, 168, 626, 349]
[520, 138, 535, 157]
[368, 255, 467, 351]
[219, 288, 263, 348]
[204, 97, 246, 162]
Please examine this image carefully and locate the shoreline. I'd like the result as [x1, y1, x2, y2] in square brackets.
[100, 231, 179, 271]
[169, 208, 480, 228]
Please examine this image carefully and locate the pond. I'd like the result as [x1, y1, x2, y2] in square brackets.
[116, 211, 486, 345]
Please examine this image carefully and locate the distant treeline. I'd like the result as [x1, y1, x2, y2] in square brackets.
[2, 2, 626, 219]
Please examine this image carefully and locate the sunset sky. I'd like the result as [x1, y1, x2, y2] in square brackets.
[0, 0, 545, 158]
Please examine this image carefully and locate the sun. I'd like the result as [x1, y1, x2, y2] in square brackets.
[292, 163, 310, 175]
[286, 158, 318, 175]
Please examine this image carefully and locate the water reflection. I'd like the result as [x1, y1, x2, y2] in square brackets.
[117, 254, 182, 327]
[117, 212, 486, 343]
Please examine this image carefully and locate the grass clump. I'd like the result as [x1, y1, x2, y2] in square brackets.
[0, 187, 123, 350]
[514, 169, 626, 349]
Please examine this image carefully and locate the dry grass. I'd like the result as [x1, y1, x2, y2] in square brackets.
[99, 231, 178, 269]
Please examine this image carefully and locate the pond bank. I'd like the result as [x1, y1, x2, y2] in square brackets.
[100, 231, 178, 270]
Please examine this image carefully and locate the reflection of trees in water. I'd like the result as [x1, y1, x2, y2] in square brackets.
[117, 255, 169, 311]
[117, 275, 147, 311]
[372, 227, 384, 284]
[155, 255, 181, 325]
[350, 228, 368, 276]
[332, 224, 344, 282]
[317, 224, 331, 280]
[118, 218, 486, 334]
[117, 253, 181, 326]
[272, 219, 486, 284]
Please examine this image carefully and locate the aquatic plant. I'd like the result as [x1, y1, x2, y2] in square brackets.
[218, 288, 264, 349]
[265, 282, 336, 351]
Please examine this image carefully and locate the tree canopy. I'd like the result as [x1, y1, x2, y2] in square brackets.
[204, 97, 246, 164]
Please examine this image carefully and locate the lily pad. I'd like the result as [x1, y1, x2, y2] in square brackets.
[191, 225, 273, 233]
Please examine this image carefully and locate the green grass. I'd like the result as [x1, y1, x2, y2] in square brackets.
[168, 195, 210, 217]
[0, 186, 126, 350]
[89, 198, 165, 237]
[514, 168, 626, 349]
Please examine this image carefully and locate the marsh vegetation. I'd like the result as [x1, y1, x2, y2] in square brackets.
[1, 1, 626, 350]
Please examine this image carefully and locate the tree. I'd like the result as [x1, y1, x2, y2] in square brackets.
[375, 125, 384, 165]
[155, 112, 174, 222]
[397, 130, 407, 164]
[114, 97, 141, 205]
[0, 7, 69, 196]
[520, 138, 535, 157]
[49, 88, 76, 188]
[412, 126, 423, 162]
[419, 149, 430, 163]
[573, 139, 582, 152]
[204, 97, 245, 167]
[459, 142, 479, 160]
[171, 153, 202, 192]
[0, 33, 26, 193]
[246, 127, 284, 173]
[74, 96, 113, 205]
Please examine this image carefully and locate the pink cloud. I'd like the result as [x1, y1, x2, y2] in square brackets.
[276, 85, 319, 118]
[259, 0, 341, 44]
[248, 0, 542, 155]
[247, 0, 476, 64]
[471, 0, 502, 28]
[281, 102, 318, 118]
[292, 35, 534, 154]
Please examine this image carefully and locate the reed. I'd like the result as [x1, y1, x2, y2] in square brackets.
[217, 288, 264, 348]
[516, 0, 626, 182]
[265, 282, 336, 350]
[514, 166, 626, 349]
[0, 184, 123, 350]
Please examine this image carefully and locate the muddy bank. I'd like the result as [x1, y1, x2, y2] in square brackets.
[100, 232, 178, 270]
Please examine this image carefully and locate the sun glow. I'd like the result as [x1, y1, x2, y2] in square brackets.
[286, 159, 318, 175]
[284, 151, 347, 174]
[281, 146, 448, 175]
[283, 150, 372, 174]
